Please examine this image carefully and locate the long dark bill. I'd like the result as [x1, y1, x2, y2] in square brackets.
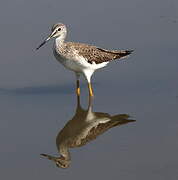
[36, 36, 51, 50]
[36, 41, 46, 50]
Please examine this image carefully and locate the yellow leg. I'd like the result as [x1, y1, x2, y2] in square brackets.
[88, 82, 94, 97]
[76, 80, 80, 96]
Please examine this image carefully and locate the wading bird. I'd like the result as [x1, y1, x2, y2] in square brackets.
[36, 23, 133, 96]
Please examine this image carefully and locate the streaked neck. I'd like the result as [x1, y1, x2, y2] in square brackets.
[59, 145, 71, 160]
[55, 33, 66, 47]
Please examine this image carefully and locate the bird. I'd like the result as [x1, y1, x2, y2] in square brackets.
[41, 96, 135, 168]
[36, 23, 133, 97]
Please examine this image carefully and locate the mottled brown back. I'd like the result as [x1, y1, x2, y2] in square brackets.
[66, 42, 133, 64]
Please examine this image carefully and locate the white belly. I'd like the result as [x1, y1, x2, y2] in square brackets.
[53, 49, 108, 73]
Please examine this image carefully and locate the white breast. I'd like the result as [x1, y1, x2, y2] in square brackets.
[53, 48, 108, 73]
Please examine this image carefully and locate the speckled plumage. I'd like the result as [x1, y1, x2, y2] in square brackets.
[57, 42, 133, 64]
[37, 23, 134, 96]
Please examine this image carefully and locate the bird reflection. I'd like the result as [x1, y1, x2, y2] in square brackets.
[41, 96, 135, 168]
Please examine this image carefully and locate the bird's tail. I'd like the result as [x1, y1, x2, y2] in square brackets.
[112, 50, 134, 59]
[97, 48, 134, 59]
[111, 114, 136, 127]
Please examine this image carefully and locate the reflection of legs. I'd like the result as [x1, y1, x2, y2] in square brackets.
[88, 91, 94, 108]
[75, 73, 80, 96]
[76, 79, 80, 96]
[88, 82, 94, 97]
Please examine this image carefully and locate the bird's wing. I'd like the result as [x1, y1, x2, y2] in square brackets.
[79, 115, 135, 145]
[66, 42, 133, 64]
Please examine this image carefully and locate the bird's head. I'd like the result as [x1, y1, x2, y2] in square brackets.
[41, 153, 70, 169]
[36, 23, 67, 50]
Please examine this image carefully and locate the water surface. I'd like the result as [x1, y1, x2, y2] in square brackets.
[0, 0, 178, 179]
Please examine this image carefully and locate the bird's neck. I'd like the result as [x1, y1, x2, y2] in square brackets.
[55, 34, 66, 48]
[59, 144, 71, 160]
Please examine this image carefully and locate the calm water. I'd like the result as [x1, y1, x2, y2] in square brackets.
[0, 0, 178, 179]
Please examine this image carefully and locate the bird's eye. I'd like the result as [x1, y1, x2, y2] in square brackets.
[58, 28, 61, 31]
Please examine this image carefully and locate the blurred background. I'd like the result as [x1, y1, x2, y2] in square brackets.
[0, 0, 178, 179]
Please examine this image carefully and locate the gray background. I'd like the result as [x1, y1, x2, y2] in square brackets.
[0, 0, 178, 179]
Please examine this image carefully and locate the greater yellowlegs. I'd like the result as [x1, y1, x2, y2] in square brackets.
[41, 96, 135, 168]
[36, 23, 133, 96]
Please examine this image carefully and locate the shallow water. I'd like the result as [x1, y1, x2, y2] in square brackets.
[0, 0, 178, 179]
